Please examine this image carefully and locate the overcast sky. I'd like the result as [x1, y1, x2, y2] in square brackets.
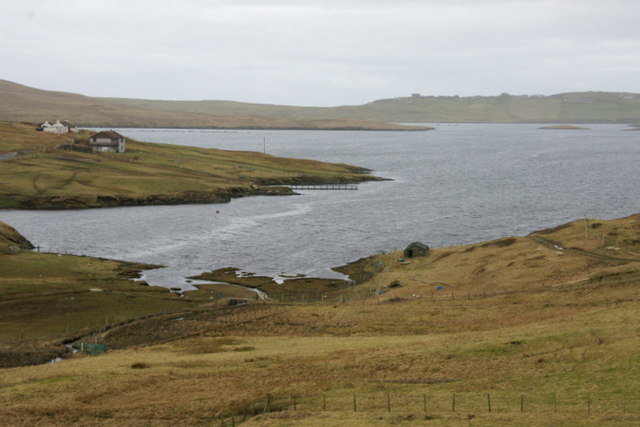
[2, 0, 639, 106]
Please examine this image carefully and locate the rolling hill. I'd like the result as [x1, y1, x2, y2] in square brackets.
[2, 79, 639, 127]
[106, 91, 640, 124]
[0, 80, 426, 130]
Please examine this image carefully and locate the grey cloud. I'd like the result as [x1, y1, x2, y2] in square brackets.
[1, 0, 639, 105]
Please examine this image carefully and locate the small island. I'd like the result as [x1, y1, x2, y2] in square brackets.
[538, 124, 590, 130]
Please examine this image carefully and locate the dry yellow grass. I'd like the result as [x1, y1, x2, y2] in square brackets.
[1, 215, 639, 425]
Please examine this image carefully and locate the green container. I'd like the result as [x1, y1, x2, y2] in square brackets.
[78, 342, 107, 355]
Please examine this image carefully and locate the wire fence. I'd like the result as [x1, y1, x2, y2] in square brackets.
[218, 390, 639, 425]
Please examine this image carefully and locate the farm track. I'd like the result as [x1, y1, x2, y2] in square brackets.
[31, 171, 78, 196]
[528, 235, 640, 263]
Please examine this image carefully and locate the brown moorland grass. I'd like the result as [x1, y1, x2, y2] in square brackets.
[4, 79, 639, 126]
[0, 214, 639, 425]
[105, 91, 640, 124]
[0, 80, 430, 130]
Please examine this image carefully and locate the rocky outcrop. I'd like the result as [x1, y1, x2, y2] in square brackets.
[0, 222, 35, 252]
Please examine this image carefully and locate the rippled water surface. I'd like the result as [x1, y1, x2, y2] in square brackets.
[1, 124, 639, 289]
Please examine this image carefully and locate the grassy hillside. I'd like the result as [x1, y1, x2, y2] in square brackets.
[0, 80, 428, 130]
[3, 79, 639, 126]
[107, 92, 640, 124]
[0, 122, 378, 209]
[0, 221, 258, 368]
[0, 214, 639, 425]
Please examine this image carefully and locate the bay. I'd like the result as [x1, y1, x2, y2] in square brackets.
[1, 124, 639, 290]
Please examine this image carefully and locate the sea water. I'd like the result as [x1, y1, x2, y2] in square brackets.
[1, 124, 638, 289]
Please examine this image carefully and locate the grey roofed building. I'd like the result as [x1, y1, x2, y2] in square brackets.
[88, 130, 126, 153]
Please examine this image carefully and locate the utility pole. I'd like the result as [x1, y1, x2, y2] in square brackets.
[584, 214, 589, 240]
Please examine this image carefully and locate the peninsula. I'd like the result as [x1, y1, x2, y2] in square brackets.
[0, 122, 381, 210]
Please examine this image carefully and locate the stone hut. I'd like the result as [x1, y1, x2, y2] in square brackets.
[89, 131, 126, 153]
[404, 241, 429, 258]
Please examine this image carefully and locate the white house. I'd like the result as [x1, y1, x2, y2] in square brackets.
[40, 120, 77, 134]
[88, 131, 126, 153]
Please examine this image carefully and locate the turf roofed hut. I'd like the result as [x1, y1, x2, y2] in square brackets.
[404, 241, 429, 258]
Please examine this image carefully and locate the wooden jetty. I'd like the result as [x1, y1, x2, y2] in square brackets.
[288, 184, 359, 191]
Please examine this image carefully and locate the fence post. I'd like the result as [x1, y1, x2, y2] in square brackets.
[353, 393, 358, 412]
[387, 391, 391, 413]
[263, 394, 271, 413]
[452, 393, 456, 412]
[293, 395, 297, 411]
[587, 394, 591, 414]
[553, 393, 557, 413]
[487, 393, 492, 413]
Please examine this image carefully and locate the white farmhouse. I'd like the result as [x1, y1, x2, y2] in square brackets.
[40, 120, 77, 134]
[88, 131, 126, 153]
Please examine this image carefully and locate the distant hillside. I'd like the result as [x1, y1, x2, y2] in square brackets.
[0, 80, 426, 130]
[2, 79, 639, 125]
[351, 92, 640, 123]
[106, 91, 640, 124]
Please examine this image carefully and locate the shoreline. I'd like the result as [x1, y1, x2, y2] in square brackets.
[0, 121, 384, 210]
[3, 212, 640, 369]
[2, 175, 383, 210]
[7, 185, 293, 210]
[188, 255, 377, 303]
[84, 124, 435, 131]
